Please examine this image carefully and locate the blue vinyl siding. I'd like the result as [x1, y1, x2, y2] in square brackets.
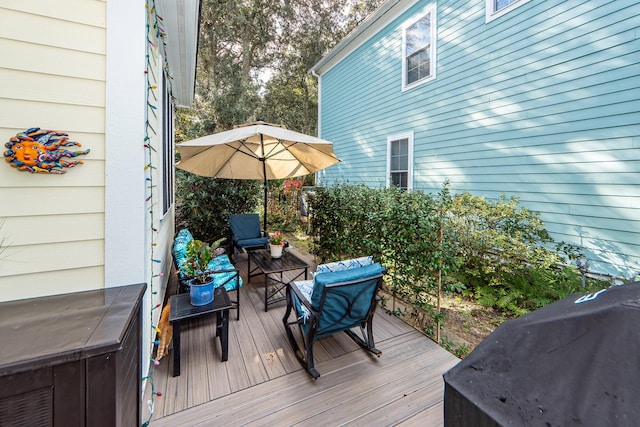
[316, 0, 640, 278]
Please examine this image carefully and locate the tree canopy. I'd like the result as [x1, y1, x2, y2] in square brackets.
[180, 0, 385, 136]
[174, 0, 385, 241]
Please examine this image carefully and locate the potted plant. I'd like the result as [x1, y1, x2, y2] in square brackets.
[269, 231, 285, 259]
[182, 237, 225, 306]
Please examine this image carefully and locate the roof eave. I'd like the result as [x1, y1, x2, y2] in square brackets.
[156, 0, 201, 107]
[310, 0, 415, 76]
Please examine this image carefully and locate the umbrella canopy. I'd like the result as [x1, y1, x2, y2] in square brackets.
[443, 283, 640, 426]
[176, 121, 340, 233]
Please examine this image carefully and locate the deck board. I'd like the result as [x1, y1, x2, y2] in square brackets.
[144, 248, 460, 426]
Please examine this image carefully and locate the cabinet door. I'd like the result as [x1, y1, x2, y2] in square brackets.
[0, 362, 84, 427]
[0, 369, 54, 426]
[86, 310, 141, 427]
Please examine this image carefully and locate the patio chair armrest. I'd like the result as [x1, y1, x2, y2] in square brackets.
[177, 267, 240, 279]
[288, 281, 317, 314]
[209, 268, 238, 274]
[211, 268, 241, 289]
[179, 268, 239, 280]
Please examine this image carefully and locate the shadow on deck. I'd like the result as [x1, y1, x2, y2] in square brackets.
[143, 247, 460, 426]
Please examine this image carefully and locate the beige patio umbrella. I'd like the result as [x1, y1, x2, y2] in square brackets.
[176, 121, 340, 234]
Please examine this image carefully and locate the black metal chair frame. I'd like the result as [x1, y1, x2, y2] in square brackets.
[283, 272, 384, 379]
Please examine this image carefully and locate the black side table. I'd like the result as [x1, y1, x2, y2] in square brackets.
[248, 249, 309, 312]
[169, 287, 233, 377]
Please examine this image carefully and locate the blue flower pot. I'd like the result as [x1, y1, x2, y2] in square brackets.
[189, 279, 215, 306]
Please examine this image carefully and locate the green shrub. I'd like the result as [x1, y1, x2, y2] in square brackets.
[309, 183, 451, 339]
[266, 178, 309, 232]
[175, 171, 261, 242]
[308, 182, 604, 322]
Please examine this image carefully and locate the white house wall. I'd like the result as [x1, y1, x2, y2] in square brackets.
[0, 0, 107, 300]
[105, 0, 178, 386]
[316, 0, 640, 278]
[105, 0, 148, 289]
[0, 0, 194, 413]
[0, 0, 175, 336]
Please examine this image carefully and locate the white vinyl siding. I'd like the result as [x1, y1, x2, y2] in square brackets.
[1, 0, 186, 384]
[0, 268, 106, 302]
[0, 1, 107, 301]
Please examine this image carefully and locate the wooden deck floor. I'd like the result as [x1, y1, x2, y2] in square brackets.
[144, 248, 460, 426]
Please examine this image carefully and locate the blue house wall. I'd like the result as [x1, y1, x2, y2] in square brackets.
[313, 0, 640, 278]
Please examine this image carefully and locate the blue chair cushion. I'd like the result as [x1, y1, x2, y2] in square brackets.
[311, 263, 385, 311]
[230, 214, 262, 241]
[315, 256, 373, 275]
[206, 254, 243, 291]
[236, 236, 269, 249]
[173, 229, 194, 278]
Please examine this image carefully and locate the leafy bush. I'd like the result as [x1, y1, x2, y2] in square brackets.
[266, 178, 309, 232]
[444, 192, 594, 315]
[308, 182, 602, 322]
[175, 170, 261, 243]
[446, 193, 573, 287]
[309, 184, 450, 340]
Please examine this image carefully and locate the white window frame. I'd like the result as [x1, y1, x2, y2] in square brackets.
[386, 132, 414, 190]
[485, 0, 532, 23]
[401, 5, 436, 91]
[161, 71, 175, 216]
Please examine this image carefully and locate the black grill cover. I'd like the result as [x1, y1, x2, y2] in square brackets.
[443, 283, 640, 427]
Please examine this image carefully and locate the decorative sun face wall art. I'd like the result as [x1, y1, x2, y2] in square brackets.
[4, 127, 90, 174]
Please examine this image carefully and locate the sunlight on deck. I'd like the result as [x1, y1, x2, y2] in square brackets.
[143, 248, 460, 426]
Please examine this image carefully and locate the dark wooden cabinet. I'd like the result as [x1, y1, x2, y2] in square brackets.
[0, 284, 145, 427]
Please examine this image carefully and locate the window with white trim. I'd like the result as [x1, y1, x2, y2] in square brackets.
[486, 0, 532, 22]
[161, 72, 174, 216]
[402, 7, 436, 90]
[387, 132, 414, 190]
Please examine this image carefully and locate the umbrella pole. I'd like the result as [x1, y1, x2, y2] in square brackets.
[263, 179, 268, 237]
[261, 133, 268, 237]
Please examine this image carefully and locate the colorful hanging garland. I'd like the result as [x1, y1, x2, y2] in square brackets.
[3, 127, 90, 174]
[142, 1, 173, 425]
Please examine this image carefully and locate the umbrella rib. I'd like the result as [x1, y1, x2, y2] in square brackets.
[262, 141, 288, 160]
[261, 141, 308, 178]
[257, 140, 341, 179]
[258, 139, 307, 178]
[189, 140, 262, 178]
[264, 140, 340, 162]
[269, 141, 341, 170]
[236, 140, 262, 160]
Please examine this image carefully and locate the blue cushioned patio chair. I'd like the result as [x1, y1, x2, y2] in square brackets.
[229, 213, 269, 263]
[283, 261, 386, 378]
